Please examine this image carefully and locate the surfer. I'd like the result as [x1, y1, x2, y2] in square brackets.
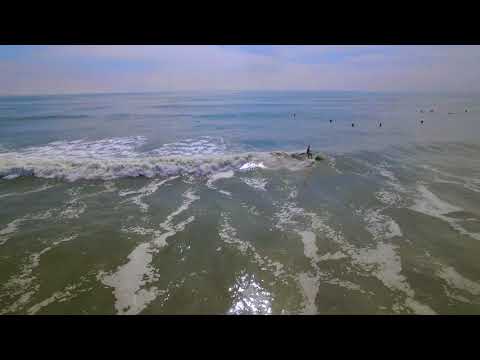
[306, 145, 312, 159]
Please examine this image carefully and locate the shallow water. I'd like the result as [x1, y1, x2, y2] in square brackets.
[1, 91, 480, 314]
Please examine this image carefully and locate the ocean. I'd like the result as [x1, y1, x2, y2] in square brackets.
[1, 91, 479, 314]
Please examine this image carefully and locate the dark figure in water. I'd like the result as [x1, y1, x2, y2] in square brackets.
[329, 119, 333, 123]
[293, 113, 296, 118]
[352, 123, 355, 127]
[306, 145, 312, 159]
[465, 108, 469, 113]
[379, 122, 382, 127]
[420, 120, 424, 124]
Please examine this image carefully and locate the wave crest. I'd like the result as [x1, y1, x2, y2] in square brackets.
[0, 137, 320, 181]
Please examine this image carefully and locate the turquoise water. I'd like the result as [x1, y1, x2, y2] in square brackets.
[1, 91, 480, 314]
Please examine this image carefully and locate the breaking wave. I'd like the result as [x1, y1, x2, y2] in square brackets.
[0, 136, 319, 181]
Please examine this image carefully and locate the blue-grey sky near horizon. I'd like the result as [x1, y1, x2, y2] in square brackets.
[1, 45, 480, 95]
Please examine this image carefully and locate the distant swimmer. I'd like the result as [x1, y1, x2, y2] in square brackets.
[329, 119, 333, 123]
[306, 144, 312, 159]
[379, 122, 382, 127]
[465, 108, 469, 112]
[294, 113, 296, 118]
[420, 119, 424, 124]
[351, 123, 355, 127]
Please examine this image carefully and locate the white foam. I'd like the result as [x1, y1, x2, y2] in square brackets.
[375, 190, 402, 207]
[350, 241, 435, 314]
[318, 251, 348, 261]
[207, 170, 234, 186]
[219, 213, 285, 278]
[0, 137, 315, 181]
[326, 278, 364, 293]
[282, 205, 434, 314]
[437, 265, 480, 296]
[120, 176, 179, 212]
[0, 219, 23, 245]
[101, 242, 160, 315]
[421, 164, 480, 193]
[206, 170, 234, 195]
[298, 272, 320, 315]
[3, 174, 19, 180]
[241, 177, 268, 191]
[61, 201, 87, 219]
[102, 189, 199, 315]
[150, 136, 227, 157]
[412, 184, 461, 215]
[0, 183, 55, 199]
[327, 156, 343, 174]
[298, 230, 320, 265]
[27, 276, 92, 315]
[239, 162, 266, 171]
[374, 163, 405, 193]
[363, 208, 403, 240]
[411, 184, 480, 241]
[0, 210, 54, 246]
[273, 201, 325, 314]
[0, 235, 77, 314]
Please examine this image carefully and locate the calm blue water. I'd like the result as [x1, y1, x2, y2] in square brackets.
[1, 91, 480, 315]
[1, 91, 479, 154]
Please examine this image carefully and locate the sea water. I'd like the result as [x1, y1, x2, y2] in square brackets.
[1, 91, 480, 314]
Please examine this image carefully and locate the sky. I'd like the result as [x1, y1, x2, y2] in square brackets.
[1, 45, 480, 95]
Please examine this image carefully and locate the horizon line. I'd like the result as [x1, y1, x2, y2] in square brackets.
[0, 89, 475, 98]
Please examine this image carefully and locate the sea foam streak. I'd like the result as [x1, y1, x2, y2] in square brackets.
[0, 235, 78, 314]
[101, 187, 199, 315]
[411, 184, 480, 241]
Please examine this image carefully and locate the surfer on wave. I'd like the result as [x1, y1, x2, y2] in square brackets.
[306, 144, 312, 159]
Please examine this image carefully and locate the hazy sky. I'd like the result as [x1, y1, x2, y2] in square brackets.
[1, 45, 480, 95]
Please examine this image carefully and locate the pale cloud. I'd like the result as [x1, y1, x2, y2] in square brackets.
[0, 45, 479, 95]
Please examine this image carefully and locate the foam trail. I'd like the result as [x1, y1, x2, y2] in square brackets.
[219, 213, 285, 278]
[437, 265, 480, 297]
[0, 183, 55, 199]
[120, 176, 179, 212]
[411, 184, 480, 241]
[420, 164, 480, 193]
[27, 275, 92, 315]
[0, 235, 78, 314]
[219, 214, 286, 314]
[275, 200, 435, 314]
[0, 210, 54, 246]
[362, 208, 403, 240]
[207, 170, 234, 188]
[60, 195, 87, 219]
[206, 170, 234, 196]
[311, 212, 435, 314]
[101, 189, 199, 315]
[273, 201, 324, 313]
